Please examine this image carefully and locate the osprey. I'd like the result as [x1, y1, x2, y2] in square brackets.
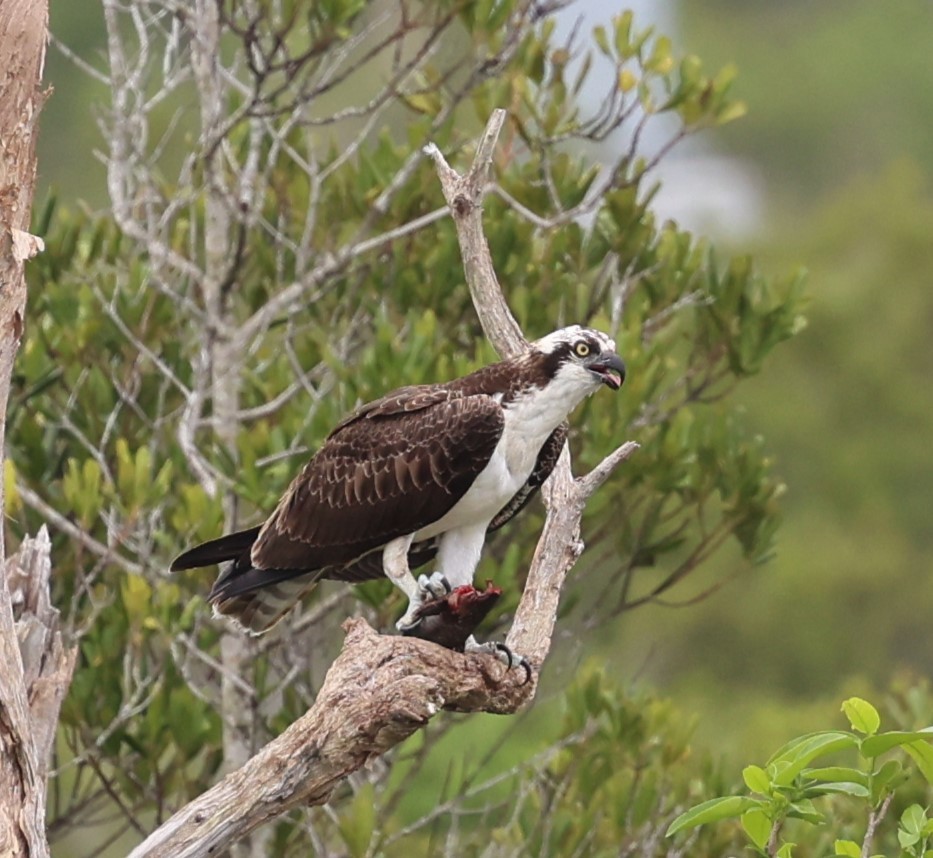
[172, 325, 625, 659]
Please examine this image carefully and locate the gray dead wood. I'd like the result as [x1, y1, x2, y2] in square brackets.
[0, 2, 77, 856]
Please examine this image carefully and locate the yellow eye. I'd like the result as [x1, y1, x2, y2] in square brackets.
[574, 341, 590, 357]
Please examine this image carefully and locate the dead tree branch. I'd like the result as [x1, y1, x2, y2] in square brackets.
[0, 3, 77, 856]
[423, 110, 526, 359]
[128, 109, 638, 857]
[1, 530, 78, 858]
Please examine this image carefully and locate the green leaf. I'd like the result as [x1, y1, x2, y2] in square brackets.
[905, 740, 933, 783]
[741, 808, 771, 850]
[767, 732, 858, 786]
[842, 698, 881, 736]
[871, 758, 903, 789]
[4, 460, 19, 514]
[871, 757, 909, 803]
[61, 457, 103, 524]
[802, 781, 869, 799]
[593, 25, 610, 57]
[679, 55, 703, 89]
[121, 575, 152, 624]
[834, 840, 861, 858]
[787, 798, 824, 825]
[612, 10, 633, 58]
[776, 843, 795, 858]
[742, 764, 771, 795]
[902, 804, 928, 837]
[645, 35, 673, 74]
[861, 729, 933, 758]
[717, 99, 748, 126]
[804, 766, 868, 786]
[666, 796, 759, 836]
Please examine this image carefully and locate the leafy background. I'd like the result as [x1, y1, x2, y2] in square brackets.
[19, 0, 933, 853]
[642, 0, 933, 757]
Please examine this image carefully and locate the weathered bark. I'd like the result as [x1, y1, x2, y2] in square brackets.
[423, 109, 527, 359]
[127, 620, 530, 858]
[0, 532, 77, 858]
[129, 109, 638, 857]
[0, 0, 48, 513]
[1, 3, 75, 856]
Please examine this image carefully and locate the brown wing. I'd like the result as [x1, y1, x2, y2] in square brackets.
[321, 537, 439, 584]
[325, 422, 569, 585]
[249, 390, 505, 571]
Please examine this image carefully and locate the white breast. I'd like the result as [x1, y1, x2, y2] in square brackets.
[417, 377, 593, 539]
[414, 438, 521, 538]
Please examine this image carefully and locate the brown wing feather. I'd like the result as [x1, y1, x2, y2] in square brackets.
[325, 423, 569, 584]
[250, 392, 504, 571]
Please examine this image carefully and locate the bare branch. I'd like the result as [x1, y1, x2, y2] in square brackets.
[424, 111, 639, 667]
[16, 483, 143, 575]
[578, 441, 640, 498]
[128, 621, 532, 858]
[861, 792, 894, 858]
[424, 109, 526, 358]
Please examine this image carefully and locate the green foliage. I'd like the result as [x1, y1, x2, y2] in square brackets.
[359, 667, 743, 857]
[669, 695, 933, 856]
[18, 0, 806, 852]
[682, 0, 933, 201]
[643, 162, 933, 765]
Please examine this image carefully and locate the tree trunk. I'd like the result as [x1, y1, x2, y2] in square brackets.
[0, 5, 75, 856]
[0, 0, 48, 501]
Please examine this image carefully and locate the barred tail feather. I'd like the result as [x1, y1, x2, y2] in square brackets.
[173, 527, 322, 633]
[209, 567, 321, 635]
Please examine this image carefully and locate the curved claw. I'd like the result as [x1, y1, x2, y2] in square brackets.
[416, 571, 452, 600]
[465, 636, 533, 685]
[397, 572, 453, 632]
[493, 642, 533, 686]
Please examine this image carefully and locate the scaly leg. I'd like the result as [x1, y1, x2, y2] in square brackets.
[384, 535, 449, 631]
[465, 635, 532, 685]
[437, 526, 531, 679]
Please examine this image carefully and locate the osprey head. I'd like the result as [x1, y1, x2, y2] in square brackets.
[533, 325, 626, 392]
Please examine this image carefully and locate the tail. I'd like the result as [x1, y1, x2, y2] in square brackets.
[171, 527, 319, 635]
[170, 527, 261, 571]
[209, 566, 322, 635]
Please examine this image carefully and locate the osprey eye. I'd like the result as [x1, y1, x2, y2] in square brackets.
[574, 341, 591, 358]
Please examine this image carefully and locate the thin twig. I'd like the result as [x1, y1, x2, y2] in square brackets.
[16, 483, 143, 575]
[861, 793, 894, 858]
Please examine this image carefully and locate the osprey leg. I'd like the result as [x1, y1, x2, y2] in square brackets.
[384, 535, 450, 631]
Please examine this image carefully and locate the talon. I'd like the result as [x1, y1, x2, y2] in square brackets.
[493, 642, 533, 685]
[416, 571, 451, 600]
[397, 572, 452, 632]
[465, 636, 533, 683]
[397, 614, 421, 633]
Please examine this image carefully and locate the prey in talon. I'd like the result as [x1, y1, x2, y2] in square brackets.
[171, 327, 625, 665]
[402, 582, 533, 685]
[402, 580, 501, 651]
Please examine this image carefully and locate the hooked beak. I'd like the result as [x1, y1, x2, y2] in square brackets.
[587, 352, 626, 390]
